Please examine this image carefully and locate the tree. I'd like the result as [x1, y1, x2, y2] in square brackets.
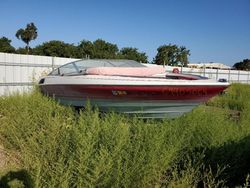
[154, 44, 190, 66]
[78, 39, 119, 59]
[154, 44, 177, 66]
[92, 39, 119, 59]
[15, 22, 38, 54]
[16, 47, 31, 54]
[32, 40, 80, 58]
[176, 46, 190, 66]
[233, 59, 250, 71]
[77, 40, 94, 58]
[119, 47, 148, 63]
[0, 37, 15, 53]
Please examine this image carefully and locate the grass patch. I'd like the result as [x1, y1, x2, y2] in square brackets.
[0, 84, 250, 187]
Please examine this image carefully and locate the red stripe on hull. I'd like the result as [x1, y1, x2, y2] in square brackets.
[40, 84, 227, 101]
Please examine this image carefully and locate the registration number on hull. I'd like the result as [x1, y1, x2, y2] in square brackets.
[112, 90, 127, 96]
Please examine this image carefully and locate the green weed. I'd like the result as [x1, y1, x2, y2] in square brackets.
[0, 84, 250, 187]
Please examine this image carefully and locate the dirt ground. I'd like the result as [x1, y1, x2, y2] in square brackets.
[0, 144, 7, 170]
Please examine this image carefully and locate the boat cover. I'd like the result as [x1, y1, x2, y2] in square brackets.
[86, 67, 165, 76]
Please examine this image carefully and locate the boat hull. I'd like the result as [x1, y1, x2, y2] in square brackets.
[56, 97, 200, 118]
[40, 83, 227, 118]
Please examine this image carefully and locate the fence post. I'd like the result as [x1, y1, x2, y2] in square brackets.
[203, 66, 206, 77]
[228, 69, 231, 82]
[4, 53, 6, 84]
[216, 69, 218, 80]
[52, 56, 55, 70]
[238, 70, 240, 83]
[247, 71, 250, 84]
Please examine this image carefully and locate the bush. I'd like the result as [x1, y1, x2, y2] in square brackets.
[0, 84, 250, 187]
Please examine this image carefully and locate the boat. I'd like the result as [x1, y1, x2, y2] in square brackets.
[38, 59, 229, 118]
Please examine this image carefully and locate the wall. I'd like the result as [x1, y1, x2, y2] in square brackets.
[0, 52, 79, 95]
[165, 66, 250, 83]
[0, 52, 249, 95]
[145, 64, 250, 83]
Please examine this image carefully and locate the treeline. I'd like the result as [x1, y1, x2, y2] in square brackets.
[1, 22, 249, 69]
[1, 35, 250, 70]
[0, 22, 191, 65]
[0, 37, 149, 63]
[32, 39, 149, 64]
[233, 59, 250, 71]
[0, 36, 191, 65]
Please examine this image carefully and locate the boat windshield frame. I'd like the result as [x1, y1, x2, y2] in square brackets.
[49, 59, 146, 76]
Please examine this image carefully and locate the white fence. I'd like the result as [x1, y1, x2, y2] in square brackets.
[0, 52, 79, 95]
[164, 66, 250, 83]
[0, 52, 249, 95]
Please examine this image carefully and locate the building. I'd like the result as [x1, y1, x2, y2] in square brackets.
[187, 63, 231, 70]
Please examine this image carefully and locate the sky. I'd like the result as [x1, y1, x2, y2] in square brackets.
[0, 0, 249, 65]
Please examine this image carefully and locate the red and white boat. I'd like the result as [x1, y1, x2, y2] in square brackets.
[39, 59, 229, 118]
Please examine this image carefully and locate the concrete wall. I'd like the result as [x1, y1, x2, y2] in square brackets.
[0, 52, 249, 95]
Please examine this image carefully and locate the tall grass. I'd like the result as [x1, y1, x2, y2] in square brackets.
[0, 84, 250, 187]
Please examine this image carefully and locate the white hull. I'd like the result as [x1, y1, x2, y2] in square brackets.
[57, 97, 200, 118]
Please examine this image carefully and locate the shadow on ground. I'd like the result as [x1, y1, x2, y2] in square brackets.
[0, 169, 33, 188]
[205, 135, 250, 186]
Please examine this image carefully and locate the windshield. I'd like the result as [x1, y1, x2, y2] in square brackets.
[49, 59, 146, 76]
